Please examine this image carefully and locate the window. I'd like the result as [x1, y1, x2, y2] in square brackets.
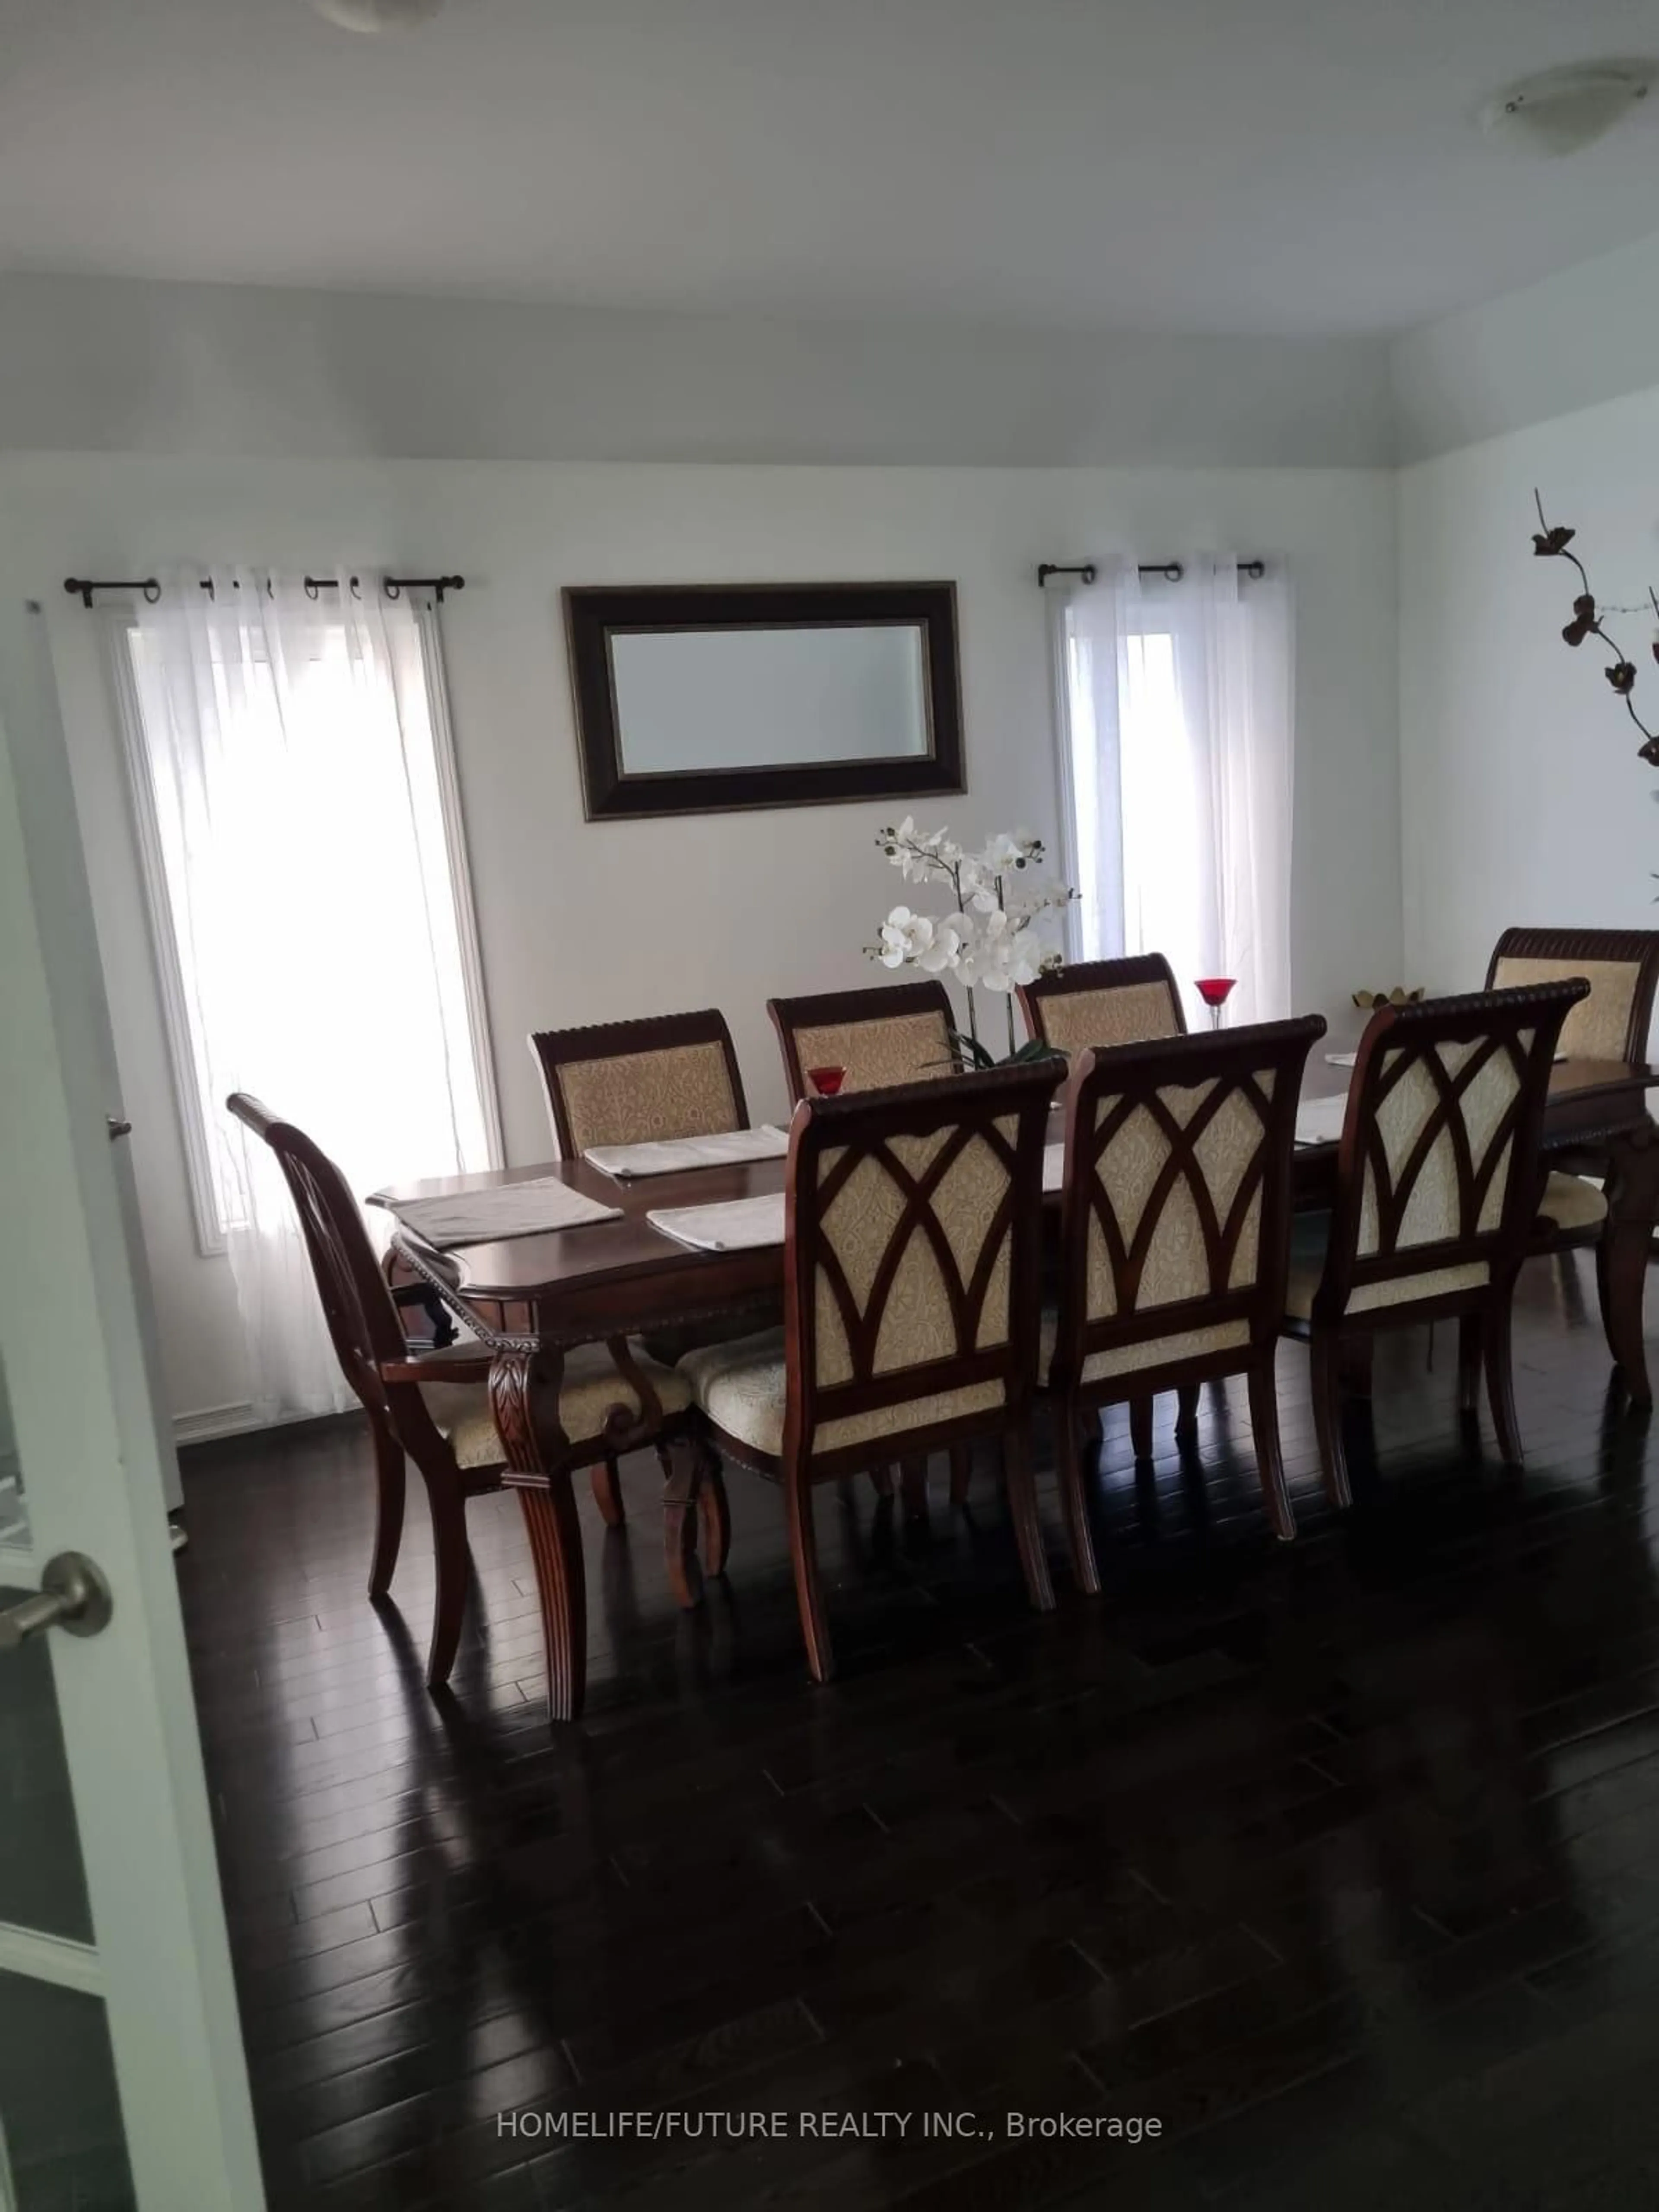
[1051, 559, 1293, 1027]
[112, 573, 499, 1260]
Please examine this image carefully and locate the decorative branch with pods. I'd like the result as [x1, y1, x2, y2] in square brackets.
[1531, 490, 1659, 763]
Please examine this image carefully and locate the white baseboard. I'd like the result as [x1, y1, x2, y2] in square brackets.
[172, 1401, 358, 1446]
[172, 1402, 258, 1446]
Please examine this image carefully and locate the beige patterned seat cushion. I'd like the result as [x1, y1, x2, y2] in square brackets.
[1536, 1170, 1608, 1234]
[1039, 1308, 1248, 1386]
[1284, 1212, 1488, 1322]
[680, 1327, 1004, 1460]
[556, 1042, 738, 1155]
[790, 1012, 955, 1094]
[1036, 981, 1183, 1055]
[1491, 957, 1640, 1063]
[421, 1342, 690, 1469]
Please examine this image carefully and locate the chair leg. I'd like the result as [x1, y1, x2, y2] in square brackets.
[423, 1476, 473, 1688]
[899, 1456, 930, 1520]
[1082, 1407, 1103, 1447]
[657, 1437, 705, 1609]
[518, 1475, 588, 1722]
[1309, 1331, 1352, 1509]
[1129, 1395, 1154, 1461]
[1246, 1359, 1295, 1542]
[1002, 1423, 1055, 1612]
[1484, 1294, 1525, 1468]
[1175, 1383, 1201, 1435]
[1053, 1404, 1100, 1597]
[868, 1465, 895, 1500]
[1456, 1316, 1483, 1416]
[697, 1441, 731, 1576]
[785, 1473, 835, 1684]
[589, 1455, 626, 1528]
[366, 1420, 406, 1599]
[948, 1443, 973, 1506]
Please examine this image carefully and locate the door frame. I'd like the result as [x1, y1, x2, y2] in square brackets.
[0, 594, 263, 2208]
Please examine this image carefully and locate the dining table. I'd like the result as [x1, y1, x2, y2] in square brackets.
[375, 1052, 1659, 1719]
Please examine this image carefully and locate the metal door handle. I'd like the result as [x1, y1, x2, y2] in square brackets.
[107, 1117, 132, 1139]
[0, 1553, 114, 1651]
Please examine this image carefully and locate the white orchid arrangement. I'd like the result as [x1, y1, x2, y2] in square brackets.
[868, 817, 1076, 1064]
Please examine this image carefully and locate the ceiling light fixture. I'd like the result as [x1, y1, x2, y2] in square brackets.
[1480, 62, 1653, 157]
[309, 0, 445, 31]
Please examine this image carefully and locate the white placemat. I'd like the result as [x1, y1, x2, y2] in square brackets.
[585, 1125, 789, 1181]
[1294, 1093, 1350, 1148]
[646, 1192, 787, 1252]
[1043, 1139, 1065, 1194]
[385, 1176, 622, 1249]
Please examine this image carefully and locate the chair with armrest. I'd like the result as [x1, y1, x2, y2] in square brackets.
[1018, 952, 1188, 1057]
[1279, 980, 1587, 1506]
[1044, 1018, 1325, 1593]
[678, 1058, 1065, 1681]
[226, 1093, 713, 1690]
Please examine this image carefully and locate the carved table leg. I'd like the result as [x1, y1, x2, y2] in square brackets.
[1601, 1119, 1659, 1408]
[490, 1348, 588, 1722]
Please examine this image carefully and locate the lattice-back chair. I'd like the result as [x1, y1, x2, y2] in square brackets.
[680, 1058, 1065, 1681]
[1280, 980, 1587, 1506]
[1484, 926, 1659, 1268]
[1019, 952, 1188, 1058]
[530, 1008, 748, 1157]
[226, 1094, 701, 1691]
[1045, 1018, 1325, 1591]
[768, 980, 957, 1105]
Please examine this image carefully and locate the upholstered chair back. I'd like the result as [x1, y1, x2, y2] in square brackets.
[1486, 927, 1659, 1066]
[530, 1010, 746, 1157]
[1019, 953, 1187, 1057]
[1311, 982, 1586, 1323]
[782, 1059, 1062, 1462]
[769, 981, 957, 1103]
[1049, 1020, 1322, 1393]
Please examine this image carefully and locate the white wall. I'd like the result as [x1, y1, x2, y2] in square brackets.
[1398, 381, 1659, 998]
[0, 452, 1398, 1429]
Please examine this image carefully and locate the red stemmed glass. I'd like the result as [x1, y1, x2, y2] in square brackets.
[806, 1065, 846, 1097]
[1195, 977, 1236, 1032]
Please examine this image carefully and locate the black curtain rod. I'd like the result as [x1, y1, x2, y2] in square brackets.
[63, 574, 465, 609]
[1037, 559, 1266, 587]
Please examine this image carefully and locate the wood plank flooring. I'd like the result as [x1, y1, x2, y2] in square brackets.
[179, 1252, 1659, 2209]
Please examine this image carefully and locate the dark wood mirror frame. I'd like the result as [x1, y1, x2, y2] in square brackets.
[563, 580, 967, 821]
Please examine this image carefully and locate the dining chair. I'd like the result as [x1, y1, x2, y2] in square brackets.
[768, 979, 957, 1103]
[529, 1007, 763, 1513]
[677, 1058, 1065, 1682]
[768, 978, 970, 1507]
[226, 1093, 713, 1688]
[1044, 1017, 1325, 1594]
[1018, 952, 1188, 1055]
[1484, 926, 1659, 1262]
[1279, 980, 1587, 1506]
[530, 1007, 748, 1157]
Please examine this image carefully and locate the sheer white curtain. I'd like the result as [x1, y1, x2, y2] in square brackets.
[1049, 557, 1294, 1026]
[126, 568, 499, 1423]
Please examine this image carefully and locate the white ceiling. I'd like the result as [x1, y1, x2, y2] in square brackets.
[2, 0, 1656, 337]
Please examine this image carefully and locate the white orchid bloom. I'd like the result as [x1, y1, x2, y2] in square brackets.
[1004, 925, 1051, 987]
[877, 905, 934, 966]
[915, 913, 966, 973]
[979, 830, 1026, 875]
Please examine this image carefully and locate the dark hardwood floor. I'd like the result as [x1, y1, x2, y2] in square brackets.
[179, 1252, 1659, 2210]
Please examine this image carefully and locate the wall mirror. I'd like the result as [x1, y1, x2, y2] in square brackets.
[564, 580, 966, 819]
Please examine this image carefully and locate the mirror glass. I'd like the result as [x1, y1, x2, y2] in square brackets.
[610, 623, 931, 775]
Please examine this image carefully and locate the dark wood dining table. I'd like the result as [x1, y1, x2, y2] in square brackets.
[377, 1054, 1659, 1718]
